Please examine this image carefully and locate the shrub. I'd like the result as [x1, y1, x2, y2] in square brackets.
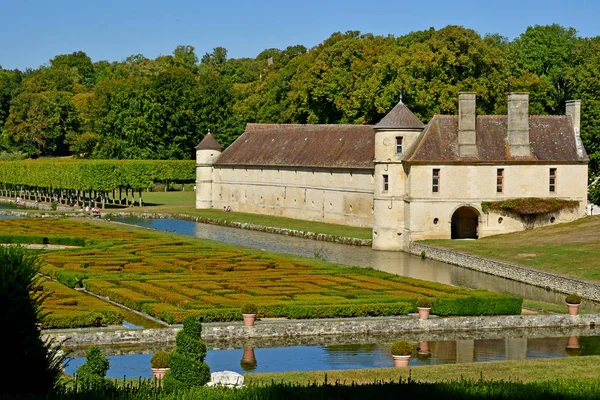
[163, 316, 210, 391]
[76, 346, 112, 391]
[390, 340, 413, 356]
[420, 250, 426, 259]
[150, 351, 170, 369]
[431, 293, 522, 316]
[0, 246, 63, 396]
[417, 297, 432, 308]
[241, 303, 258, 315]
[565, 294, 582, 304]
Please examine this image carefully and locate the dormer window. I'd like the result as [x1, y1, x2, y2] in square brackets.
[396, 137, 403, 153]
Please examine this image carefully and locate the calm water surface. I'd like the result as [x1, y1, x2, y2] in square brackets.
[113, 217, 599, 310]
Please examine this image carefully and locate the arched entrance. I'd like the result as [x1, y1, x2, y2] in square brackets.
[451, 207, 479, 239]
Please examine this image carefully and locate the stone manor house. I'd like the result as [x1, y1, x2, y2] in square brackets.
[195, 92, 588, 251]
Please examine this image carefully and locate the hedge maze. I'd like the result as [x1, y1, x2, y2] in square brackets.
[0, 218, 522, 326]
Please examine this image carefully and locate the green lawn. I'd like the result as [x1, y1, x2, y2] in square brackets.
[421, 215, 600, 283]
[130, 191, 373, 240]
[246, 355, 600, 385]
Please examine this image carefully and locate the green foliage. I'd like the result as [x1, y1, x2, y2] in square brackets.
[0, 159, 195, 190]
[75, 346, 112, 392]
[481, 198, 579, 215]
[417, 297, 432, 308]
[163, 316, 210, 391]
[241, 302, 258, 314]
[0, 246, 63, 395]
[43, 310, 123, 329]
[565, 294, 582, 304]
[150, 351, 170, 368]
[390, 340, 414, 356]
[431, 293, 523, 316]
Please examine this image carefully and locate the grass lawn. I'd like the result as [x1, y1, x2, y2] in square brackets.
[246, 355, 600, 385]
[421, 215, 600, 283]
[131, 191, 373, 240]
[0, 218, 519, 327]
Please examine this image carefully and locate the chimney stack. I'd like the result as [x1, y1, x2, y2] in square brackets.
[458, 92, 477, 157]
[566, 99, 581, 134]
[507, 93, 530, 157]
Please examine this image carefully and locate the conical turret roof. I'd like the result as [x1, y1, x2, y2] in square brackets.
[374, 101, 425, 130]
[195, 132, 222, 151]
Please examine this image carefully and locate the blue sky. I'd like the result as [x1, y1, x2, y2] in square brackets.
[1, 0, 598, 70]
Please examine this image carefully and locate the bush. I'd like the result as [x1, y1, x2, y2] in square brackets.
[163, 316, 210, 391]
[76, 346, 112, 392]
[431, 293, 522, 316]
[0, 246, 63, 396]
[390, 340, 413, 356]
[241, 303, 258, 315]
[565, 294, 582, 304]
[417, 297, 432, 308]
[150, 351, 170, 368]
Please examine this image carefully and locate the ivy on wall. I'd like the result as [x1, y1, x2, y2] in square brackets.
[481, 198, 580, 215]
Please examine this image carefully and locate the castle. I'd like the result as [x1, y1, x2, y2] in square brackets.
[195, 93, 588, 251]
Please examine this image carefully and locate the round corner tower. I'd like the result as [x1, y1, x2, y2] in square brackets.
[372, 99, 425, 251]
[195, 131, 222, 209]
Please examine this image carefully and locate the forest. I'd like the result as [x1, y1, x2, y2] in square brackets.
[0, 24, 598, 201]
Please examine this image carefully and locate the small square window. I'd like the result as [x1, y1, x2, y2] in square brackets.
[383, 174, 389, 192]
[396, 137, 403, 153]
[496, 168, 504, 193]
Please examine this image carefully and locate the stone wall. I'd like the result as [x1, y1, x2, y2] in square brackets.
[410, 242, 600, 301]
[44, 313, 600, 347]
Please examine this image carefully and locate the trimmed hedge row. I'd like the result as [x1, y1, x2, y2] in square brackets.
[0, 235, 86, 246]
[0, 159, 195, 191]
[42, 310, 124, 329]
[432, 292, 523, 316]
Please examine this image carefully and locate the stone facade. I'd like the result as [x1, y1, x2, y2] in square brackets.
[196, 93, 588, 251]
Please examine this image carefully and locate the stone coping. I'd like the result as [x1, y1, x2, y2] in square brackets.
[43, 313, 600, 347]
[410, 242, 600, 302]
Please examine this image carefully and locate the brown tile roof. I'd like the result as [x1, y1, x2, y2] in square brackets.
[374, 102, 425, 130]
[195, 133, 222, 151]
[215, 124, 375, 169]
[404, 115, 588, 163]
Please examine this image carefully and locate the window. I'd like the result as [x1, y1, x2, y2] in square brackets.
[383, 174, 389, 192]
[396, 137, 403, 153]
[549, 168, 557, 192]
[496, 169, 504, 193]
[432, 169, 440, 193]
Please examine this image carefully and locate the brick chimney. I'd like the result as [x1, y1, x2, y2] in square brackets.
[458, 92, 477, 157]
[566, 99, 581, 134]
[507, 93, 530, 157]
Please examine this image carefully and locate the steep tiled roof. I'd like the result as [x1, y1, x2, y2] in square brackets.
[195, 133, 222, 151]
[374, 102, 425, 130]
[403, 115, 588, 163]
[215, 124, 375, 169]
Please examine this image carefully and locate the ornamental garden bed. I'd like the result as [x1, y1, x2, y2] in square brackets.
[0, 218, 522, 326]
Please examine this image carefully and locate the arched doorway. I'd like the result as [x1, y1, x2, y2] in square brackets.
[451, 207, 479, 239]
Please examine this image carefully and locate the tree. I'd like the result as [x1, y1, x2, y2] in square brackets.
[201, 46, 228, 67]
[163, 316, 210, 391]
[173, 45, 198, 69]
[0, 247, 63, 396]
[75, 346, 112, 391]
[50, 51, 95, 88]
[0, 68, 22, 133]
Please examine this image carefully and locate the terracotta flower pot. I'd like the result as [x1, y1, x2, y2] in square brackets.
[243, 313, 256, 326]
[392, 355, 411, 367]
[418, 307, 431, 320]
[151, 367, 170, 380]
[567, 303, 580, 316]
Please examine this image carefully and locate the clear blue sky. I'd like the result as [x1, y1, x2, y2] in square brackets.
[1, 0, 598, 70]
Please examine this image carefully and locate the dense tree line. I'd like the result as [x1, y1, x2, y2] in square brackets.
[0, 25, 599, 201]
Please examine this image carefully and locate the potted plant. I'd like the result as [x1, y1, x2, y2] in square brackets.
[390, 340, 413, 367]
[241, 303, 258, 326]
[417, 297, 432, 320]
[150, 351, 170, 380]
[565, 294, 582, 316]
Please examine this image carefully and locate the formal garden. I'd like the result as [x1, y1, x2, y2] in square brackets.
[0, 217, 522, 328]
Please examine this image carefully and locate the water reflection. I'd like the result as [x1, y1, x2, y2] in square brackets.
[114, 217, 599, 310]
[63, 334, 600, 379]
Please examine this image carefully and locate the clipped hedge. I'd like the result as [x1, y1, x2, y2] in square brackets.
[0, 159, 195, 191]
[0, 235, 86, 246]
[42, 310, 124, 329]
[432, 292, 523, 316]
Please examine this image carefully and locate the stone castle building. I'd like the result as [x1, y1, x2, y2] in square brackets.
[196, 92, 588, 251]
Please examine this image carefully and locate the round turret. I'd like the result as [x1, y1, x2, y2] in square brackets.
[195, 131, 222, 209]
